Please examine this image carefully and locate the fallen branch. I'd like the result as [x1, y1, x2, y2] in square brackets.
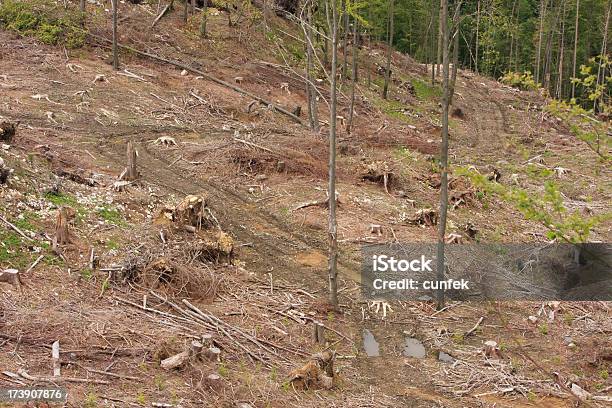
[0, 216, 33, 241]
[17, 369, 110, 385]
[88, 33, 303, 125]
[465, 316, 484, 337]
[151, 0, 174, 27]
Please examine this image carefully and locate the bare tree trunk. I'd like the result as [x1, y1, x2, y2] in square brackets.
[557, 0, 567, 99]
[383, 0, 395, 99]
[449, 2, 461, 105]
[475, 0, 480, 74]
[183, 0, 189, 23]
[54, 207, 70, 246]
[436, 0, 450, 311]
[543, 2, 562, 92]
[306, 0, 319, 131]
[571, 0, 580, 99]
[536, 0, 546, 84]
[200, 0, 208, 37]
[112, 0, 119, 70]
[509, 0, 518, 69]
[348, 19, 358, 134]
[436, 0, 443, 76]
[327, 0, 339, 309]
[341, 0, 349, 80]
[595, 0, 611, 111]
[191, 0, 195, 14]
[80, 0, 85, 12]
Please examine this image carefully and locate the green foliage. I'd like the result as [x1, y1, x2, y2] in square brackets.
[96, 206, 126, 226]
[458, 167, 609, 243]
[500, 71, 539, 91]
[0, 0, 85, 48]
[411, 78, 441, 100]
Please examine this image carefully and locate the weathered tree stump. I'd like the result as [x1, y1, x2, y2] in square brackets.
[312, 321, 326, 344]
[0, 121, 18, 143]
[161, 340, 208, 370]
[54, 207, 72, 246]
[123, 141, 138, 181]
[0, 269, 24, 293]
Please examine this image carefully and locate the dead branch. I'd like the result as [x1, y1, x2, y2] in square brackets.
[88, 33, 303, 125]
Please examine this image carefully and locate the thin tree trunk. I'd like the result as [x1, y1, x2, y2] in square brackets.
[449, 2, 461, 105]
[191, 0, 195, 14]
[80, 0, 85, 12]
[200, 0, 208, 37]
[536, 0, 547, 84]
[557, 0, 567, 99]
[327, 0, 339, 309]
[543, 1, 562, 92]
[571, 0, 580, 99]
[595, 0, 611, 111]
[306, 0, 319, 131]
[509, 0, 518, 69]
[436, 0, 443, 76]
[383, 0, 395, 99]
[184, 0, 188, 23]
[436, 0, 450, 311]
[112, 0, 119, 70]
[341, 0, 349, 80]
[348, 19, 358, 133]
[475, 0, 480, 74]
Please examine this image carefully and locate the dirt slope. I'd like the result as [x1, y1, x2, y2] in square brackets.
[0, 2, 610, 407]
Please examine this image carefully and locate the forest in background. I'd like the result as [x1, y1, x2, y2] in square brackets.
[334, 0, 611, 109]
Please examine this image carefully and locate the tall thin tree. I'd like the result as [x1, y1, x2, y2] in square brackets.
[112, 0, 119, 70]
[383, 0, 395, 99]
[436, 0, 450, 311]
[571, 0, 580, 99]
[348, 18, 359, 133]
[535, 0, 547, 84]
[327, 0, 339, 309]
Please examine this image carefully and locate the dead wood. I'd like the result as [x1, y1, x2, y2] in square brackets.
[312, 321, 325, 344]
[407, 208, 438, 227]
[151, 0, 174, 27]
[361, 161, 396, 192]
[54, 207, 73, 246]
[52, 341, 61, 377]
[123, 141, 139, 181]
[160, 339, 205, 370]
[0, 269, 24, 293]
[289, 350, 336, 390]
[0, 121, 18, 143]
[88, 34, 303, 125]
[0, 215, 33, 241]
[17, 369, 110, 384]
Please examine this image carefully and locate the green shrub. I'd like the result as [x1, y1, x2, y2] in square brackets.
[0, 0, 85, 48]
[500, 71, 539, 91]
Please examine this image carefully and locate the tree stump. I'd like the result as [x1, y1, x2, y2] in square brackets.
[203, 346, 221, 362]
[312, 321, 326, 344]
[124, 141, 138, 181]
[0, 269, 24, 293]
[54, 207, 72, 246]
[0, 121, 17, 143]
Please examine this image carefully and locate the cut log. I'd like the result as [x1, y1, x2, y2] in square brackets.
[160, 350, 190, 370]
[52, 341, 61, 377]
[0, 269, 24, 293]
